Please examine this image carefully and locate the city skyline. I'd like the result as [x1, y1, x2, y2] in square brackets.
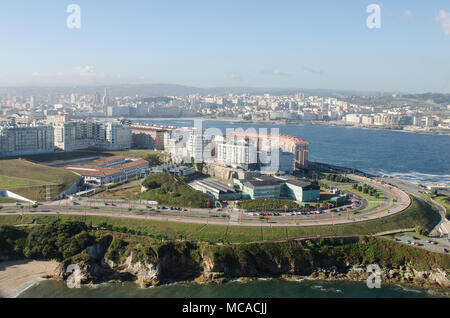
[0, 1, 449, 93]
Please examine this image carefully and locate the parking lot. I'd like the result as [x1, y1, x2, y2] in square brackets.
[394, 235, 450, 254]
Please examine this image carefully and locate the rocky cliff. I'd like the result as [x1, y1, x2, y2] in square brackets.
[55, 235, 450, 291]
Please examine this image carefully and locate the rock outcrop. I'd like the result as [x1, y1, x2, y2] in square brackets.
[56, 235, 450, 291]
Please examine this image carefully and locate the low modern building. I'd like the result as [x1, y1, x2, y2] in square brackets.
[64, 156, 149, 185]
[283, 179, 321, 202]
[235, 175, 320, 202]
[190, 178, 241, 201]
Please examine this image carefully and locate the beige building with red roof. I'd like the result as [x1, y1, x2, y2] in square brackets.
[64, 156, 149, 185]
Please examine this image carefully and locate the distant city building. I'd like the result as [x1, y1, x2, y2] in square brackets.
[0, 123, 54, 157]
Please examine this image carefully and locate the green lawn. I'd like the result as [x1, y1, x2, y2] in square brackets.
[108, 149, 171, 165]
[21, 149, 170, 165]
[433, 195, 450, 220]
[20, 150, 103, 163]
[140, 173, 210, 208]
[0, 159, 80, 201]
[238, 198, 299, 211]
[359, 202, 381, 213]
[343, 185, 385, 201]
[0, 197, 19, 203]
[96, 185, 141, 200]
[0, 175, 47, 188]
[0, 197, 440, 243]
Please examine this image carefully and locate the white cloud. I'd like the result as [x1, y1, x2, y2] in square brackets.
[262, 68, 291, 76]
[436, 10, 450, 36]
[73, 65, 96, 76]
[402, 10, 413, 18]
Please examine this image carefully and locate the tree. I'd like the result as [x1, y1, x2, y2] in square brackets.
[415, 225, 429, 236]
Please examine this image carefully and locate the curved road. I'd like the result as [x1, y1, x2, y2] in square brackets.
[0, 177, 410, 227]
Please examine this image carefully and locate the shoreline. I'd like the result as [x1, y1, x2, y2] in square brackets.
[18, 273, 449, 298]
[103, 116, 450, 136]
[0, 260, 59, 298]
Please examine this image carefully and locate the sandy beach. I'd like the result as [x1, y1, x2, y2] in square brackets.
[0, 260, 59, 298]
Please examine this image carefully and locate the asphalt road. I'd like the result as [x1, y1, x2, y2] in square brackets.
[380, 176, 446, 236]
[394, 235, 450, 253]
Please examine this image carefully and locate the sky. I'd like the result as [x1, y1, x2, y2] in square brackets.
[0, 0, 449, 93]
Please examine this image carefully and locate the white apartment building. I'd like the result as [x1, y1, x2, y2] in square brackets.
[52, 120, 131, 151]
[188, 132, 209, 163]
[216, 139, 258, 169]
[103, 122, 132, 150]
[0, 123, 54, 157]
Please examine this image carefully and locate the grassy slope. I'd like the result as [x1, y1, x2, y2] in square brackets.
[0, 159, 79, 201]
[433, 195, 450, 220]
[140, 173, 210, 208]
[0, 197, 440, 243]
[21, 149, 170, 164]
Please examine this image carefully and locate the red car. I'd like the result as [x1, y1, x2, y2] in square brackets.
[393, 237, 399, 241]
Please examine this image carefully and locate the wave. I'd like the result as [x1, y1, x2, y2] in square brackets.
[379, 171, 450, 186]
[310, 285, 343, 293]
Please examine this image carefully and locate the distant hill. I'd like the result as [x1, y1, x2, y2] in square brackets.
[0, 84, 392, 98]
[401, 93, 450, 105]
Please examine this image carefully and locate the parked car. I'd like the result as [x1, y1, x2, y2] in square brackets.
[393, 237, 399, 241]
